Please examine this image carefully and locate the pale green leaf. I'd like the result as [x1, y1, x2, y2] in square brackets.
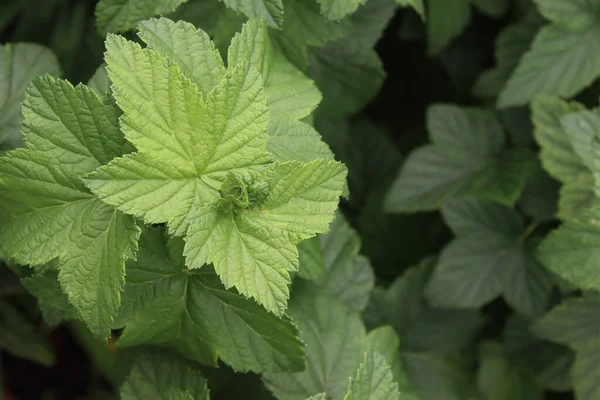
[95, 0, 188, 34]
[184, 159, 346, 315]
[385, 105, 533, 212]
[427, 199, 553, 318]
[137, 18, 226, 96]
[120, 351, 209, 400]
[427, 0, 471, 55]
[537, 206, 600, 292]
[0, 300, 54, 366]
[0, 43, 60, 148]
[317, 0, 365, 20]
[115, 227, 305, 372]
[0, 76, 139, 338]
[223, 0, 283, 28]
[267, 118, 334, 163]
[263, 289, 366, 400]
[498, 24, 600, 108]
[298, 236, 325, 280]
[229, 19, 322, 122]
[395, 0, 424, 20]
[344, 351, 401, 400]
[477, 342, 542, 400]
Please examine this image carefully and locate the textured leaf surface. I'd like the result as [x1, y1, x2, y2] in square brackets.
[95, 0, 188, 34]
[263, 289, 366, 400]
[537, 205, 600, 291]
[344, 351, 401, 400]
[0, 300, 54, 366]
[297, 236, 325, 280]
[0, 43, 60, 148]
[120, 351, 209, 400]
[0, 76, 139, 338]
[426, 199, 552, 318]
[499, 9, 600, 107]
[223, 0, 283, 28]
[385, 105, 533, 212]
[115, 227, 305, 373]
[22, 268, 78, 326]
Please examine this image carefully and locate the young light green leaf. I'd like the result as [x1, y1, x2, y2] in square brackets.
[115, 227, 305, 373]
[0, 43, 60, 148]
[184, 159, 346, 315]
[0, 300, 54, 366]
[267, 118, 334, 163]
[395, 0, 425, 20]
[223, 0, 283, 28]
[498, 7, 600, 108]
[537, 210, 600, 297]
[426, 199, 553, 318]
[120, 351, 209, 400]
[263, 289, 366, 400]
[22, 268, 79, 327]
[0, 76, 139, 339]
[344, 351, 401, 400]
[229, 19, 322, 122]
[95, 0, 188, 34]
[477, 342, 542, 400]
[137, 18, 226, 96]
[385, 105, 534, 212]
[427, 0, 471, 55]
[531, 97, 592, 219]
[317, 0, 365, 20]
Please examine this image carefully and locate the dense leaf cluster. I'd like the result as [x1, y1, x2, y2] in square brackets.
[2, 0, 600, 399]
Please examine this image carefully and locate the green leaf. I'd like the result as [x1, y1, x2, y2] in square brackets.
[352, 0, 398, 47]
[120, 351, 209, 400]
[263, 289, 366, 400]
[0, 43, 60, 148]
[518, 161, 560, 222]
[229, 19, 322, 122]
[298, 236, 325, 280]
[498, 7, 600, 108]
[95, 0, 188, 34]
[426, 199, 553, 318]
[366, 326, 419, 400]
[306, 395, 327, 400]
[395, 0, 425, 20]
[223, 0, 283, 28]
[537, 206, 600, 292]
[115, 227, 305, 372]
[317, 0, 365, 20]
[87, 64, 111, 96]
[477, 341, 542, 400]
[267, 118, 334, 163]
[0, 76, 139, 339]
[344, 350, 401, 400]
[86, 33, 346, 316]
[531, 97, 593, 219]
[136, 18, 226, 96]
[427, 0, 471, 55]
[385, 105, 534, 212]
[573, 343, 600, 400]
[299, 213, 374, 311]
[473, 13, 544, 99]
[471, 0, 510, 17]
[309, 40, 385, 118]
[22, 268, 79, 326]
[0, 300, 54, 366]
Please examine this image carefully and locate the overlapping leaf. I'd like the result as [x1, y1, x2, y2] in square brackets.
[426, 199, 553, 318]
[85, 26, 346, 315]
[385, 105, 534, 212]
[115, 227, 305, 373]
[345, 350, 401, 400]
[0, 76, 139, 338]
[95, 0, 188, 34]
[223, 0, 283, 28]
